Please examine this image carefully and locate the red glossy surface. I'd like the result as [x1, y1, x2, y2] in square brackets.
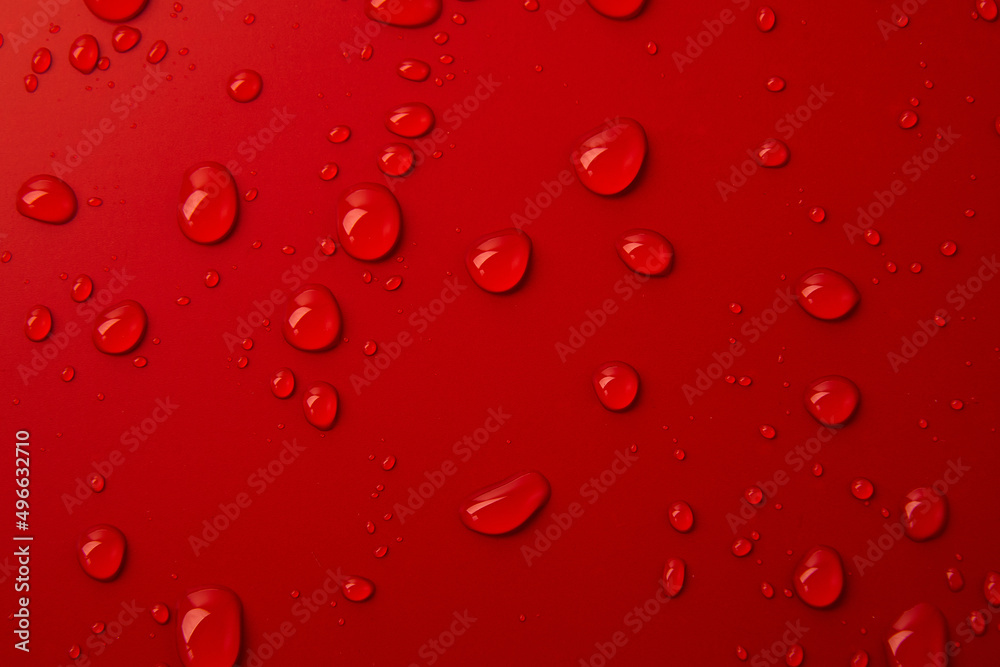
[458, 471, 551, 535]
[2, 2, 999, 666]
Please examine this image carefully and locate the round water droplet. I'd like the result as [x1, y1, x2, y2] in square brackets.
[84, 0, 148, 21]
[755, 138, 790, 167]
[112, 25, 141, 52]
[282, 285, 341, 352]
[586, 0, 645, 19]
[71, 274, 94, 302]
[204, 269, 220, 287]
[458, 471, 550, 535]
[342, 576, 375, 602]
[901, 487, 947, 541]
[88, 472, 105, 492]
[271, 368, 295, 398]
[377, 143, 415, 176]
[757, 6, 776, 31]
[320, 163, 339, 181]
[898, 110, 918, 129]
[945, 567, 964, 592]
[385, 102, 435, 138]
[62, 366, 76, 381]
[151, 602, 170, 624]
[808, 206, 826, 223]
[732, 537, 753, 556]
[984, 571, 1000, 605]
[939, 241, 957, 256]
[592, 361, 639, 411]
[803, 375, 860, 426]
[759, 424, 776, 439]
[147, 39, 167, 64]
[70, 34, 99, 73]
[25, 305, 53, 342]
[303, 381, 339, 430]
[77, 524, 126, 581]
[796, 267, 860, 320]
[398, 59, 430, 81]
[851, 650, 869, 667]
[793, 545, 844, 608]
[766, 76, 785, 91]
[668, 500, 694, 533]
[570, 117, 647, 195]
[177, 162, 239, 244]
[93, 300, 147, 354]
[336, 183, 401, 260]
[227, 69, 262, 102]
[17, 174, 77, 223]
[662, 558, 685, 597]
[176, 587, 242, 667]
[614, 229, 673, 276]
[977, 0, 998, 21]
[328, 125, 351, 143]
[746, 486, 764, 505]
[465, 228, 532, 293]
[884, 603, 947, 667]
[851, 477, 874, 500]
[32, 47, 52, 73]
[646, 41, 657, 54]
[365, 0, 441, 26]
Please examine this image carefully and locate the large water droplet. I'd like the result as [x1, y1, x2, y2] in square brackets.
[592, 361, 640, 411]
[901, 487, 947, 541]
[227, 69, 262, 102]
[112, 25, 141, 52]
[792, 545, 844, 608]
[25, 305, 53, 342]
[176, 587, 242, 667]
[93, 300, 147, 354]
[282, 285, 341, 351]
[77, 524, 126, 581]
[614, 229, 674, 276]
[377, 143, 415, 176]
[755, 138, 790, 167]
[884, 603, 947, 667]
[177, 162, 239, 244]
[458, 471, 551, 535]
[385, 102, 435, 137]
[17, 175, 77, 223]
[465, 228, 532, 293]
[271, 368, 295, 398]
[342, 576, 375, 602]
[668, 500, 694, 532]
[303, 382, 339, 430]
[756, 6, 776, 31]
[336, 183, 402, 260]
[796, 268, 860, 319]
[570, 117, 647, 195]
[984, 571, 1000, 605]
[663, 558, 685, 597]
[32, 47, 52, 73]
[977, 0, 998, 21]
[72, 274, 94, 302]
[398, 59, 430, 81]
[803, 375, 860, 426]
[70, 34, 100, 73]
[84, 0, 148, 21]
[365, 0, 441, 26]
[587, 0, 645, 20]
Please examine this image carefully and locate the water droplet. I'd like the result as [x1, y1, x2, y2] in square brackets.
[524, 0, 539, 9]
[757, 6, 776, 31]
[949, 399, 963, 410]
[377, 143, 416, 176]
[227, 69, 262, 102]
[803, 375, 860, 426]
[336, 183, 402, 260]
[465, 228, 532, 293]
[746, 486, 764, 505]
[898, 110, 918, 129]
[939, 241, 957, 256]
[176, 587, 242, 667]
[77, 524, 126, 581]
[398, 59, 430, 81]
[766, 76, 785, 91]
[93, 300, 148, 354]
[32, 47, 52, 73]
[25, 305, 53, 341]
[796, 268, 860, 320]
[328, 126, 351, 144]
[984, 571, 1000, 605]
[320, 163, 339, 181]
[732, 537, 753, 557]
[319, 237, 336, 255]
[132, 355, 147, 368]
[271, 368, 295, 399]
[761, 581, 774, 598]
[112, 25, 141, 52]
[851, 650, 869, 667]
[662, 558, 685, 597]
[759, 424, 776, 439]
[977, 0, 998, 21]
[360, 44, 373, 60]
[864, 229, 881, 245]
[204, 269, 220, 287]
[729, 302, 743, 314]
[62, 366, 76, 382]
[668, 500, 694, 533]
[70, 34, 99, 73]
[303, 381, 339, 430]
[808, 206, 826, 223]
[365, 0, 441, 26]
[151, 602, 170, 624]
[793, 545, 844, 608]
[433, 31, 449, 44]
[84, 0, 148, 21]
[177, 162, 239, 244]
[176, 295, 191, 306]
[69, 645, 81, 659]
[85, 473, 104, 493]
[592, 361, 640, 411]
[147, 39, 167, 64]
[342, 576, 375, 601]
[737, 646, 748, 661]
[902, 487, 947, 541]
[385, 102, 435, 138]
[614, 229, 674, 276]
[17, 174, 77, 223]
[244, 13, 255, 23]
[458, 471, 550, 535]
[884, 603, 947, 667]
[381, 454, 396, 470]
[851, 478, 874, 500]
[570, 117, 647, 195]
[384, 275, 402, 290]
[282, 285, 341, 351]
[945, 567, 964, 592]
[24, 74, 38, 92]
[586, 0, 645, 19]
[755, 138, 790, 167]
[71, 274, 94, 302]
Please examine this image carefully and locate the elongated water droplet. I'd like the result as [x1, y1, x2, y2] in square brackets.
[25, 305, 53, 341]
[282, 285, 341, 351]
[342, 576, 375, 602]
[366, 0, 441, 26]
[24, 74, 38, 93]
[385, 102, 435, 138]
[615, 229, 673, 276]
[32, 47, 52, 73]
[84, 0, 148, 21]
[803, 375, 860, 426]
[668, 500, 694, 532]
[93, 300, 147, 354]
[17, 174, 77, 223]
[398, 59, 430, 81]
[303, 382, 339, 430]
[792, 545, 844, 608]
[112, 25, 141, 52]
[884, 603, 947, 667]
[901, 487, 947, 541]
[465, 228, 531, 293]
[72, 274, 94, 302]
[147, 39, 167, 64]
[796, 267, 859, 319]
[945, 567, 964, 592]
[77, 524, 126, 581]
[587, 0, 645, 20]
[70, 34, 99, 73]
[227, 69, 262, 102]
[663, 558, 685, 597]
[592, 361, 639, 411]
[336, 183, 401, 260]
[571, 117, 647, 195]
[176, 587, 242, 667]
[458, 471, 551, 535]
[177, 162, 238, 244]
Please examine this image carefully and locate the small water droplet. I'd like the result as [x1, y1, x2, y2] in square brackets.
[766, 76, 785, 91]
[227, 69, 262, 102]
[902, 487, 948, 541]
[112, 25, 141, 52]
[397, 59, 430, 81]
[303, 381, 339, 430]
[146, 39, 167, 64]
[851, 478, 874, 500]
[668, 500, 694, 533]
[77, 524, 126, 580]
[25, 305, 53, 341]
[756, 6, 776, 31]
[592, 361, 640, 411]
